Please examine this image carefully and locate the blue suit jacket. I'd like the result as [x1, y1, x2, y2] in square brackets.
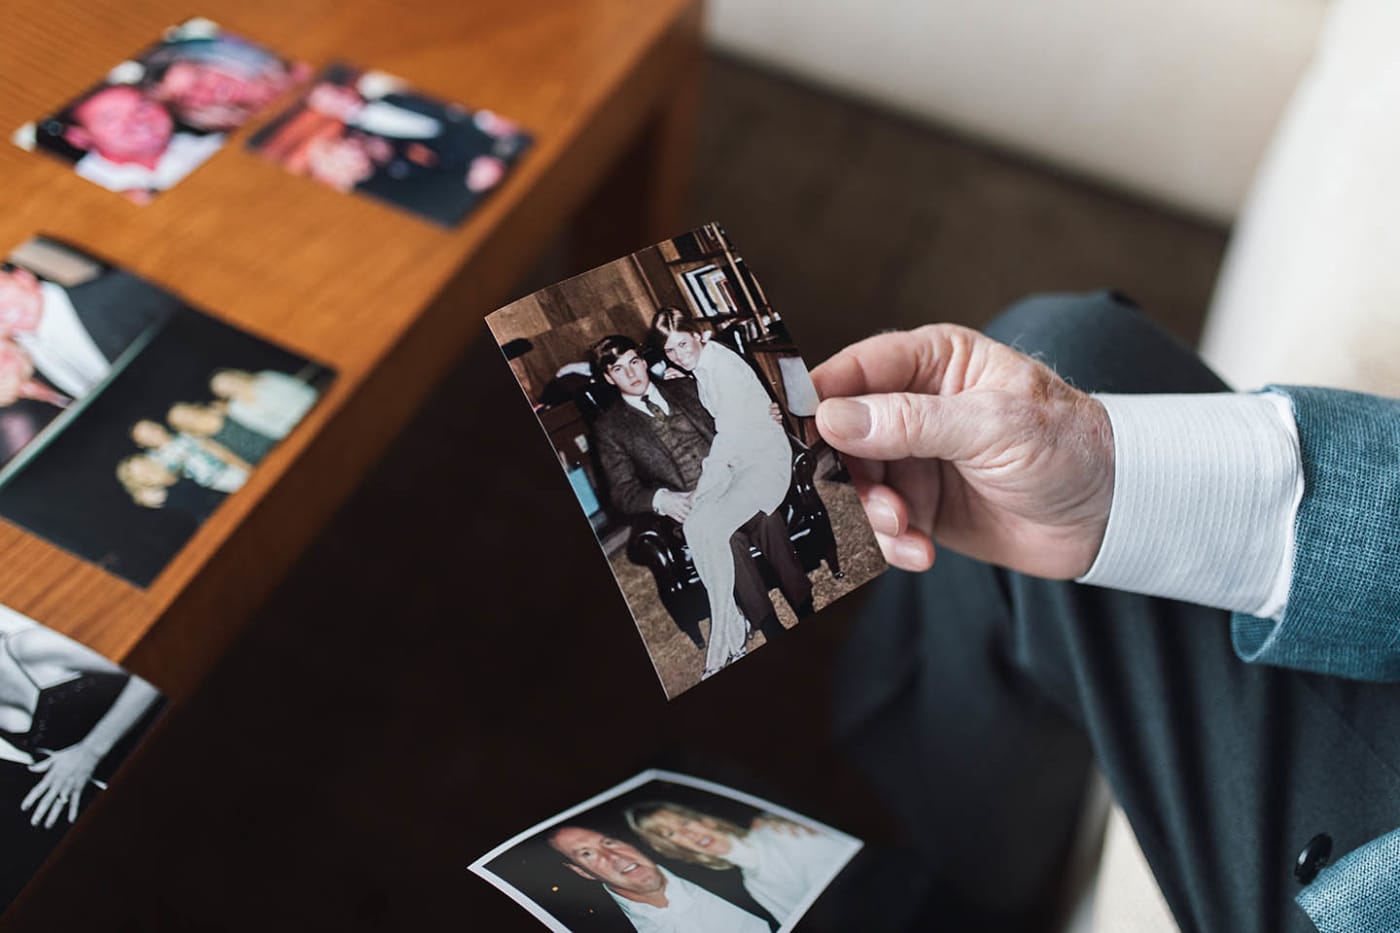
[1231, 387, 1400, 933]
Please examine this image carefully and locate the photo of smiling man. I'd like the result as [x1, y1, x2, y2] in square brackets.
[548, 824, 769, 933]
[13, 18, 304, 203]
[471, 770, 862, 933]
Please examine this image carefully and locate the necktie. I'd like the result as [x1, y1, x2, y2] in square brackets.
[643, 395, 667, 420]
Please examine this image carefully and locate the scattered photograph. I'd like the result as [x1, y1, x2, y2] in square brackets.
[487, 223, 886, 698]
[12, 18, 308, 204]
[472, 769, 863, 933]
[247, 62, 532, 227]
[0, 602, 165, 912]
[0, 236, 334, 587]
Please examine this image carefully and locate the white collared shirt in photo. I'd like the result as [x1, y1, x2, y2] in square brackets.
[14, 281, 113, 398]
[74, 131, 225, 194]
[606, 865, 769, 933]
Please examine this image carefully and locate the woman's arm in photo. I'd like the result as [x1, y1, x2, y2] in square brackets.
[21, 676, 159, 829]
[705, 343, 782, 427]
[7, 628, 160, 827]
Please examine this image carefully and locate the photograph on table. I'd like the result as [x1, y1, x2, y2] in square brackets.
[472, 769, 862, 933]
[0, 602, 164, 913]
[247, 62, 532, 227]
[0, 236, 334, 587]
[487, 223, 885, 698]
[12, 17, 308, 204]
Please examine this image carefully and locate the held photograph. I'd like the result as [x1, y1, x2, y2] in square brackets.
[0, 602, 165, 912]
[247, 62, 533, 227]
[0, 236, 334, 587]
[12, 18, 308, 204]
[487, 223, 885, 698]
[471, 769, 863, 933]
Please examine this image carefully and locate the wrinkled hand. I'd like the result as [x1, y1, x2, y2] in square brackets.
[654, 488, 694, 523]
[23, 743, 101, 828]
[812, 324, 1113, 578]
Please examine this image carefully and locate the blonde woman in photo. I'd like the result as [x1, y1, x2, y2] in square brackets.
[626, 801, 852, 923]
[649, 308, 794, 678]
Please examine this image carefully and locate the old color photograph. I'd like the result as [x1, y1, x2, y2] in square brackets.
[472, 769, 862, 933]
[13, 18, 307, 203]
[487, 223, 885, 697]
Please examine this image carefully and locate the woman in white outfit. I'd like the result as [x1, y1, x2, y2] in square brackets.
[650, 309, 793, 679]
[625, 801, 855, 924]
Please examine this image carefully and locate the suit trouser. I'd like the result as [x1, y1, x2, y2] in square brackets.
[833, 292, 1400, 932]
[731, 509, 813, 641]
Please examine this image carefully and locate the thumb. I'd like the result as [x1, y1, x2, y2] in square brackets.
[27, 756, 53, 773]
[817, 393, 990, 462]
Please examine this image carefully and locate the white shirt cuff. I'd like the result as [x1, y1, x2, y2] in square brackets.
[1077, 392, 1303, 620]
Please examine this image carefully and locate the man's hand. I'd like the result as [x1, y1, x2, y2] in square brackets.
[654, 488, 694, 523]
[812, 324, 1114, 579]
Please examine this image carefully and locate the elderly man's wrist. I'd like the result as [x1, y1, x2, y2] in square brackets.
[1075, 395, 1115, 576]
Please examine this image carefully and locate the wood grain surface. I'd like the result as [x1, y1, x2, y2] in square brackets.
[0, 0, 704, 700]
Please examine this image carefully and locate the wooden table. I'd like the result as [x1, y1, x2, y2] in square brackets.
[0, 0, 703, 701]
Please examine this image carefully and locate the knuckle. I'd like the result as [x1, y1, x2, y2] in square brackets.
[885, 394, 936, 450]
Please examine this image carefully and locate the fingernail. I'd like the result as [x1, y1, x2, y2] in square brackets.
[822, 399, 871, 439]
[867, 500, 898, 536]
[895, 538, 929, 568]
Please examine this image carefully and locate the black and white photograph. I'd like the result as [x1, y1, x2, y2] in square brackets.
[471, 769, 862, 933]
[487, 223, 885, 698]
[0, 236, 333, 587]
[0, 602, 164, 911]
[247, 62, 532, 227]
[12, 18, 308, 204]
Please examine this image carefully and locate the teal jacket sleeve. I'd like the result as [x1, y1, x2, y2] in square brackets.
[1231, 386, 1400, 681]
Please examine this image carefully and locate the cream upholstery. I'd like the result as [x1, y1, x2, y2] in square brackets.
[707, 0, 1325, 222]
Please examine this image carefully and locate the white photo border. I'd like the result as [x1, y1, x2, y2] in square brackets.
[469, 768, 864, 933]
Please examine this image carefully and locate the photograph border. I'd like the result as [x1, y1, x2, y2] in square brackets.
[469, 768, 863, 933]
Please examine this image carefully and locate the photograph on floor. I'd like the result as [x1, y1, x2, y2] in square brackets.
[247, 62, 532, 227]
[472, 769, 862, 933]
[0, 236, 334, 587]
[12, 17, 308, 203]
[0, 602, 164, 913]
[487, 223, 886, 698]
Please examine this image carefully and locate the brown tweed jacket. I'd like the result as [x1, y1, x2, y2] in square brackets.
[592, 377, 716, 515]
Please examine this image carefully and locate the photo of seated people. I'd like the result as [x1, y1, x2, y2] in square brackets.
[247, 62, 532, 227]
[0, 602, 164, 912]
[487, 223, 885, 698]
[473, 770, 862, 933]
[0, 237, 333, 587]
[12, 18, 307, 204]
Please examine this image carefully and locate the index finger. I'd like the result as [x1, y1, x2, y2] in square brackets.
[810, 324, 981, 400]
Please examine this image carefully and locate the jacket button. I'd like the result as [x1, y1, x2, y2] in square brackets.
[1295, 833, 1333, 885]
